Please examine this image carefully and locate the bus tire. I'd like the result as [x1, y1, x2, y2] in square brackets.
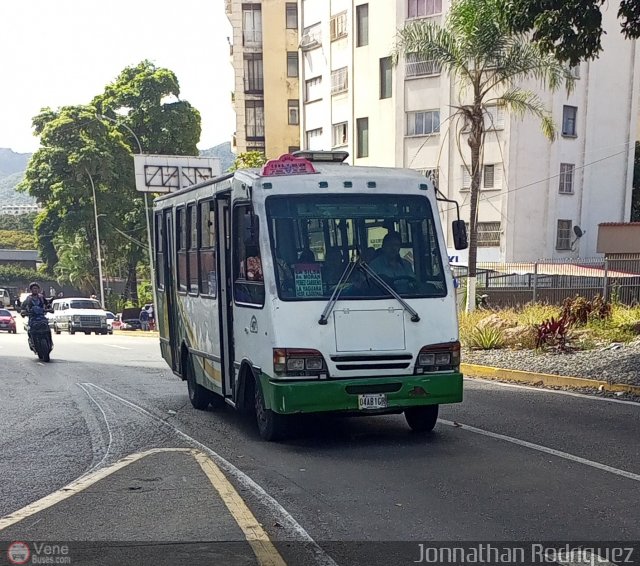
[254, 378, 287, 441]
[404, 405, 439, 433]
[185, 352, 211, 410]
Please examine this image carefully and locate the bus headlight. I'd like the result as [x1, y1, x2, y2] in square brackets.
[416, 342, 460, 373]
[273, 348, 327, 377]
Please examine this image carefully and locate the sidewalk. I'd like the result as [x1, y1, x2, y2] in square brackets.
[0, 450, 269, 565]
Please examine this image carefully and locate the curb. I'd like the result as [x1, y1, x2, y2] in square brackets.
[112, 331, 159, 338]
[461, 363, 640, 396]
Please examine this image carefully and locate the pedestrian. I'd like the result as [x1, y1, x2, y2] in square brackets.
[139, 308, 150, 331]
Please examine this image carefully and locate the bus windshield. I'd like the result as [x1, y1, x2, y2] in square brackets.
[266, 194, 447, 301]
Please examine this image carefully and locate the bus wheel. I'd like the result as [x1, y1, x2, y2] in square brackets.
[254, 380, 287, 441]
[185, 354, 211, 410]
[404, 405, 439, 433]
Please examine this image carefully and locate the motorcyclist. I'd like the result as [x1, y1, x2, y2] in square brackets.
[21, 282, 53, 345]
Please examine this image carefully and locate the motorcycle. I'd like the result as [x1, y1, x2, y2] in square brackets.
[23, 300, 54, 362]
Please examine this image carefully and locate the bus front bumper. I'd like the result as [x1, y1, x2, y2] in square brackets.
[260, 372, 463, 415]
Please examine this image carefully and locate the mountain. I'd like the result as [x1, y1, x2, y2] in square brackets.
[0, 149, 34, 206]
[0, 148, 31, 178]
[199, 141, 235, 173]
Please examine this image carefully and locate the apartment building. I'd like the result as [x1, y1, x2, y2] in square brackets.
[298, 0, 640, 261]
[0, 204, 39, 216]
[226, 0, 301, 158]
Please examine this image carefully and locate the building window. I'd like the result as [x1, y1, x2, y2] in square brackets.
[406, 110, 440, 136]
[306, 128, 323, 151]
[332, 122, 348, 147]
[331, 67, 348, 95]
[288, 146, 300, 153]
[477, 222, 501, 247]
[485, 105, 505, 130]
[288, 99, 299, 125]
[246, 144, 265, 152]
[380, 57, 392, 99]
[568, 64, 580, 79]
[305, 76, 323, 102]
[405, 53, 441, 77]
[287, 51, 299, 77]
[242, 3, 262, 46]
[198, 200, 217, 296]
[408, 0, 442, 18]
[559, 163, 575, 194]
[243, 53, 263, 93]
[286, 2, 298, 29]
[245, 100, 265, 140]
[330, 11, 348, 41]
[556, 219, 572, 250]
[461, 165, 503, 190]
[357, 118, 369, 158]
[356, 4, 369, 47]
[562, 105, 577, 137]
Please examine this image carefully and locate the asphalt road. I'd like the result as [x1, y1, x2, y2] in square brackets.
[0, 317, 638, 565]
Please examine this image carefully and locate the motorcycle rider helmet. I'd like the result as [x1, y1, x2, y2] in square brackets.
[29, 282, 40, 291]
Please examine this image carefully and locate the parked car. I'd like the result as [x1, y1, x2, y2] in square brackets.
[120, 307, 142, 330]
[0, 289, 11, 309]
[105, 311, 115, 334]
[0, 309, 16, 333]
[50, 297, 109, 335]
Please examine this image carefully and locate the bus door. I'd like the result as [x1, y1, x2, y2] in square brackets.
[216, 194, 235, 399]
[164, 209, 180, 371]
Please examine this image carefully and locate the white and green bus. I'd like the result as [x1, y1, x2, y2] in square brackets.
[153, 152, 468, 440]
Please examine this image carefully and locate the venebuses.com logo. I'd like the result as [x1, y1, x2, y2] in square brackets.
[6, 541, 71, 564]
[7, 542, 30, 565]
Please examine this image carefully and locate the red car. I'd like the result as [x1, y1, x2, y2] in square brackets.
[0, 309, 16, 334]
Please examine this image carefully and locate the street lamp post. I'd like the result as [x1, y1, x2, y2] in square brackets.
[86, 170, 105, 309]
[97, 114, 156, 308]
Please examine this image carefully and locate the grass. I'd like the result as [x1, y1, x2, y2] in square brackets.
[459, 302, 640, 351]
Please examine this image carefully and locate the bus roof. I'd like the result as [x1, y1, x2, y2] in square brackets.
[153, 156, 432, 204]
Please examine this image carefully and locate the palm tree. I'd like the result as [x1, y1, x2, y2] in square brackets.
[394, 0, 575, 311]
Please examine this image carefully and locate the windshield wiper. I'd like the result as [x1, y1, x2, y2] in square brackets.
[318, 258, 359, 325]
[358, 261, 421, 322]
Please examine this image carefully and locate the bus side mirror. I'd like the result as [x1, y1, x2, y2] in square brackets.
[452, 220, 468, 250]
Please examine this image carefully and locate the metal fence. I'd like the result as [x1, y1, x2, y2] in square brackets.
[453, 257, 640, 307]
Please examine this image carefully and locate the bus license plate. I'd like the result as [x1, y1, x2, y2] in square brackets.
[358, 393, 387, 410]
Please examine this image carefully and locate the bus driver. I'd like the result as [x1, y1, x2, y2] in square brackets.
[369, 232, 415, 290]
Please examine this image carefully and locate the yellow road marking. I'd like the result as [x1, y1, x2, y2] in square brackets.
[193, 450, 287, 566]
[0, 448, 287, 565]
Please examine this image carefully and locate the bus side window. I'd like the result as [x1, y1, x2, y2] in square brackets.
[233, 205, 265, 307]
[198, 200, 217, 297]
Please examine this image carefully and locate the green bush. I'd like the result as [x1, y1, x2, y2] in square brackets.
[0, 265, 42, 285]
[467, 327, 504, 350]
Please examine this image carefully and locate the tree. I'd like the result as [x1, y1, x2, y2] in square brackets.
[632, 141, 640, 221]
[93, 60, 202, 302]
[53, 232, 96, 295]
[394, 0, 574, 311]
[0, 230, 35, 250]
[20, 60, 202, 304]
[0, 212, 37, 232]
[229, 151, 267, 171]
[500, 0, 640, 65]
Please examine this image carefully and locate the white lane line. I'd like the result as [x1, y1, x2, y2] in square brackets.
[104, 344, 131, 350]
[76, 383, 114, 476]
[83, 383, 339, 566]
[440, 419, 640, 483]
[465, 377, 640, 407]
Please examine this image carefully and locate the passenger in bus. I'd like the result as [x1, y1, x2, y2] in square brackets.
[298, 248, 316, 263]
[369, 232, 415, 287]
[323, 247, 344, 286]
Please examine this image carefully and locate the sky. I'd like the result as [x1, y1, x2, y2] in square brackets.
[0, 0, 235, 154]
